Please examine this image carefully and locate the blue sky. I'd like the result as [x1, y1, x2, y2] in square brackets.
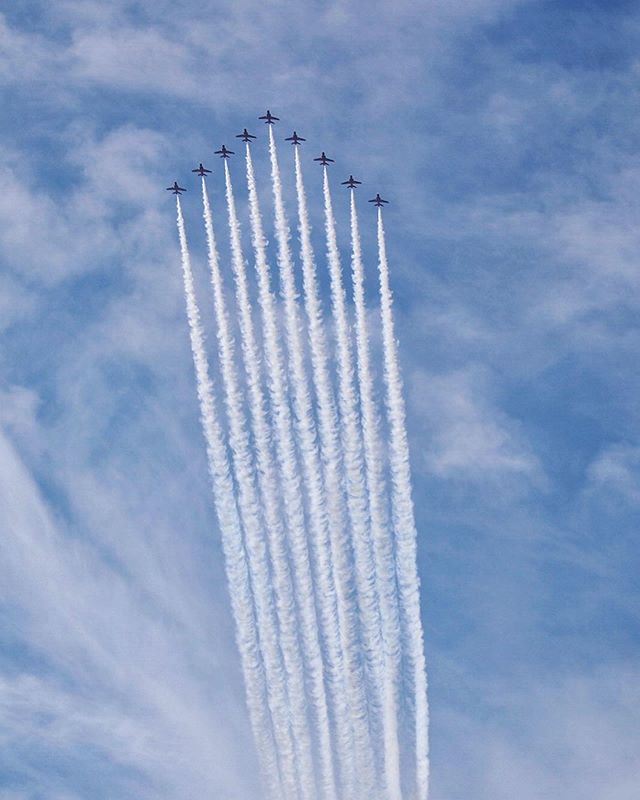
[1, 1, 639, 798]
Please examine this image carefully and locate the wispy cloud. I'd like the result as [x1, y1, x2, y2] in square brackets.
[409, 367, 543, 486]
[0, 425, 259, 798]
[1, 0, 639, 797]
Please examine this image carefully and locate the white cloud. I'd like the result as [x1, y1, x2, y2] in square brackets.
[585, 444, 640, 506]
[0, 427, 259, 798]
[0, 14, 64, 85]
[0, 124, 176, 290]
[409, 366, 543, 485]
[0, 274, 35, 333]
[436, 664, 640, 800]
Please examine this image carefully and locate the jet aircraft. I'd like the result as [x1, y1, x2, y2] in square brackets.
[192, 163, 212, 177]
[285, 131, 306, 145]
[368, 193, 389, 207]
[341, 175, 362, 189]
[313, 152, 334, 166]
[259, 110, 279, 124]
[215, 145, 235, 159]
[166, 181, 186, 195]
[236, 128, 257, 142]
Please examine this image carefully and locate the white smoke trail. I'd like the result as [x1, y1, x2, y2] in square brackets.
[245, 143, 337, 800]
[322, 169, 401, 800]
[293, 148, 376, 798]
[174, 197, 282, 800]
[349, 191, 403, 798]
[268, 128, 356, 800]
[376, 208, 430, 800]
[203, 176, 303, 798]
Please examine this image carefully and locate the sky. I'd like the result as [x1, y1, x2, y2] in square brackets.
[1, 1, 639, 798]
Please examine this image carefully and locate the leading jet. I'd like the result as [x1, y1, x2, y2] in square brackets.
[166, 181, 186, 195]
[368, 193, 389, 207]
[341, 175, 362, 189]
[313, 152, 334, 166]
[192, 163, 212, 177]
[215, 145, 235, 159]
[259, 110, 279, 124]
[236, 128, 256, 142]
[285, 131, 306, 146]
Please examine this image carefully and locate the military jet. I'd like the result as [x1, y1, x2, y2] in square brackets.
[368, 193, 389, 207]
[285, 131, 306, 146]
[166, 181, 186, 195]
[259, 110, 279, 124]
[236, 128, 257, 142]
[342, 175, 362, 189]
[313, 152, 334, 166]
[192, 163, 212, 177]
[215, 145, 235, 159]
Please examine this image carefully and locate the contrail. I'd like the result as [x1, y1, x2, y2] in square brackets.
[245, 142, 338, 800]
[376, 207, 430, 800]
[204, 174, 302, 799]
[322, 168, 401, 799]
[293, 147, 376, 798]
[268, 128, 356, 800]
[349, 190, 403, 797]
[174, 196, 282, 800]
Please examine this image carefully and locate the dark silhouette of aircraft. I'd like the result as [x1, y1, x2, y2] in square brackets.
[314, 152, 334, 166]
[285, 131, 306, 146]
[342, 175, 362, 189]
[259, 110, 279, 124]
[236, 128, 256, 142]
[166, 181, 186, 195]
[215, 145, 234, 159]
[192, 163, 212, 177]
[369, 193, 389, 207]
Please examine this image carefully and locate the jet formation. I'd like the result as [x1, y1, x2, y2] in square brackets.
[285, 131, 306, 146]
[236, 128, 256, 143]
[192, 164, 211, 177]
[215, 144, 235, 159]
[167, 110, 389, 207]
[166, 181, 186, 195]
[368, 193, 389, 207]
[259, 109, 279, 124]
[342, 175, 362, 189]
[313, 151, 334, 166]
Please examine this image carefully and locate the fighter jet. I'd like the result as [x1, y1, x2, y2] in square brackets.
[341, 175, 362, 189]
[236, 128, 257, 142]
[259, 110, 279, 124]
[166, 181, 186, 195]
[368, 193, 389, 207]
[215, 145, 235, 159]
[313, 152, 334, 166]
[192, 163, 212, 177]
[285, 131, 306, 146]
